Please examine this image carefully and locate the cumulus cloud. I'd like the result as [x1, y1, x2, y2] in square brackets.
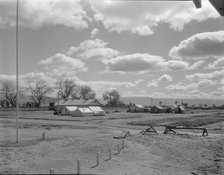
[67, 39, 119, 60]
[106, 53, 165, 73]
[103, 53, 203, 74]
[169, 31, 224, 60]
[147, 74, 173, 87]
[207, 57, 224, 69]
[39, 53, 88, 78]
[0, 0, 89, 29]
[186, 70, 224, 82]
[91, 28, 99, 38]
[90, 0, 219, 35]
[166, 79, 216, 92]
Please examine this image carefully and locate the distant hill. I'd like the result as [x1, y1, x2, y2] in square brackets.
[120, 97, 224, 107]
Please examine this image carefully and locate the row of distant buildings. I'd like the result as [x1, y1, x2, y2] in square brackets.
[53, 99, 187, 117]
[127, 103, 186, 114]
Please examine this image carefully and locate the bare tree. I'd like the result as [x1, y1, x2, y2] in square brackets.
[78, 85, 96, 100]
[56, 79, 77, 100]
[1, 81, 17, 109]
[102, 90, 120, 107]
[27, 80, 52, 108]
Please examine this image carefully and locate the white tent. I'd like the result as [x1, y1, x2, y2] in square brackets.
[72, 107, 94, 117]
[89, 106, 105, 116]
[61, 106, 77, 115]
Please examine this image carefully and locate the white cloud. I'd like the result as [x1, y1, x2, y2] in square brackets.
[104, 53, 202, 74]
[0, 0, 89, 29]
[67, 39, 119, 60]
[147, 74, 173, 87]
[158, 74, 173, 82]
[169, 31, 224, 60]
[90, 0, 219, 35]
[106, 53, 166, 73]
[166, 79, 216, 92]
[186, 70, 224, 83]
[91, 28, 99, 38]
[39, 53, 88, 78]
[207, 57, 224, 69]
[166, 60, 189, 70]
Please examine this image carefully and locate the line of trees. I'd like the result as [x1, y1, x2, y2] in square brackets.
[0, 79, 123, 109]
[0, 79, 97, 108]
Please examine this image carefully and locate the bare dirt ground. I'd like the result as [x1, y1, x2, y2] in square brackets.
[0, 110, 224, 175]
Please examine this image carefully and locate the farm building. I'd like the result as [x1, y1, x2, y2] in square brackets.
[72, 107, 94, 117]
[61, 106, 77, 115]
[89, 106, 105, 116]
[128, 104, 145, 113]
[150, 105, 166, 113]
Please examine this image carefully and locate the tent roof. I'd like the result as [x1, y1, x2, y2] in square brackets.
[65, 106, 77, 111]
[135, 104, 144, 108]
[58, 99, 101, 106]
[155, 105, 164, 110]
[89, 106, 104, 112]
[209, 0, 224, 16]
[77, 107, 93, 113]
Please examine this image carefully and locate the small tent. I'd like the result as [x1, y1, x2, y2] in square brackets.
[61, 106, 77, 115]
[89, 106, 105, 116]
[150, 105, 165, 113]
[72, 107, 94, 117]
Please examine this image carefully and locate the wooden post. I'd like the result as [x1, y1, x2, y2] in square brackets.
[42, 131, 45, 140]
[77, 159, 80, 175]
[49, 168, 54, 174]
[96, 152, 99, 166]
[117, 141, 120, 154]
[109, 147, 112, 160]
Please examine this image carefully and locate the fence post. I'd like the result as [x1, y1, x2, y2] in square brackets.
[96, 152, 99, 166]
[117, 141, 120, 154]
[49, 168, 54, 174]
[77, 159, 80, 175]
[122, 140, 124, 150]
[42, 131, 45, 140]
[109, 147, 112, 159]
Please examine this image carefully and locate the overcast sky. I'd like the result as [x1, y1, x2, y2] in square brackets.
[0, 0, 224, 99]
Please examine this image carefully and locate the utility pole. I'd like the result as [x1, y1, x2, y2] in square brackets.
[16, 0, 19, 143]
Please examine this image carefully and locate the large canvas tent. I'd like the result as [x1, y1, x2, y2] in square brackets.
[89, 106, 105, 116]
[72, 107, 94, 117]
[61, 106, 77, 115]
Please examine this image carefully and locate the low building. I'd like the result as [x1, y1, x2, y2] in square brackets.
[128, 104, 145, 113]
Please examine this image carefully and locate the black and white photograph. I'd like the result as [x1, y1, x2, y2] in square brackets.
[0, 0, 224, 174]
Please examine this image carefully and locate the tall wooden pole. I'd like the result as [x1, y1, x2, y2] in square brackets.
[16, 0, 19, 143]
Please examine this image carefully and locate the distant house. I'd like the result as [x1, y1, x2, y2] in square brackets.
[72, 107, 94, 117]
[128, 104, 145, 113]
[150, 105, 165, 113]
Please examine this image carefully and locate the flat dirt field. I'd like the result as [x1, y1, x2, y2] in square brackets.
[0, 110, 224, 175]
